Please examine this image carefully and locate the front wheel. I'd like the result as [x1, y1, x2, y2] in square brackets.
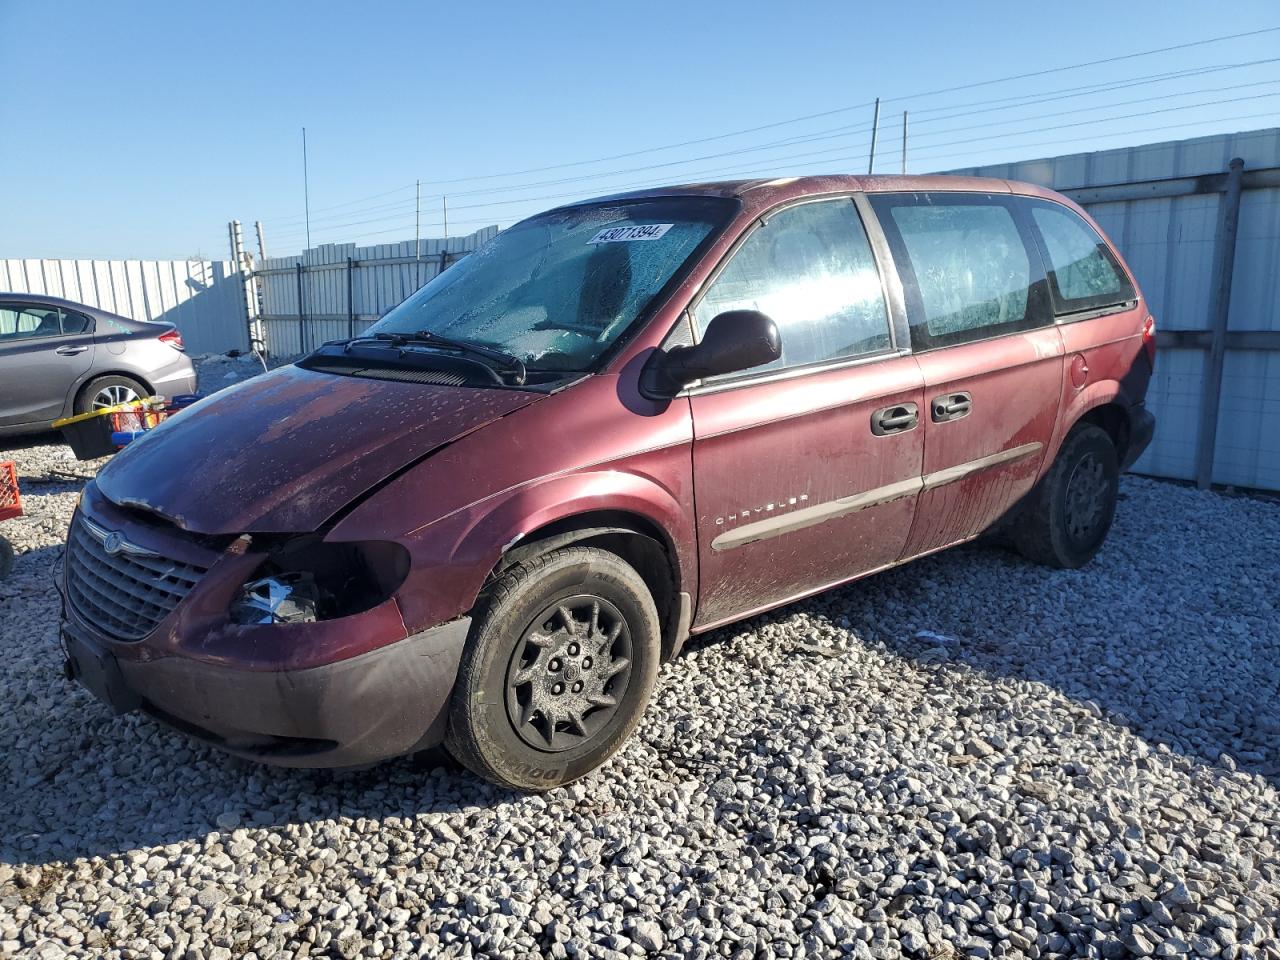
[446, 546, 661, 791]
[1013, 423, 1119, 569]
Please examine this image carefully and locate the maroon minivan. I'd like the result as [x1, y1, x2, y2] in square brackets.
[61, 175, 1155, 789]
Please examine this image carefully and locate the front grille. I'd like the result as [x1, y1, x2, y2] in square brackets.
[66, 513, 208, 641]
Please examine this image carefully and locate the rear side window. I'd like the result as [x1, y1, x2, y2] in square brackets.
[693, 198, 892, 377]
[870, 193, 1051, 350]
[0, 305, 63, 341]
[1028, 201, 1135, 313]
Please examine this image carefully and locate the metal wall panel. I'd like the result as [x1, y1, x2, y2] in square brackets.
[0, 257, 248, 355]
[256, 226, 498, 358]
[950, 127, 1280, 490]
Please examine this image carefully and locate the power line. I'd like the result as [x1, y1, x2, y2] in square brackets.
[269, 83, 1280, 242]
[263, 54, 1279, 233]
[308, 106, 1279, 246]
[259, 27, 1279, 230]
[402, 24, 1280, 188]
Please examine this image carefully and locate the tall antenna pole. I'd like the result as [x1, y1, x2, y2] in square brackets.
[302, 127, 312, 251]
[901, 111, 908, 174]
[415, 179, 421, 260]
[867, 98, 881, 175]
[442, 195, 449, 242]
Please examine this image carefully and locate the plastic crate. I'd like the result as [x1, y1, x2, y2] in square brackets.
[0, 461, 21, 522]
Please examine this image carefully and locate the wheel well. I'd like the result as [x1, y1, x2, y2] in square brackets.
[497, 511, 685, 661]
[73, 371, 155, 409]
[1079, 403, 1129, 460]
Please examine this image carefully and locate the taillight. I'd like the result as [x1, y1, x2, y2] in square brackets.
[1141, 314, 1156, 369]
[159, 328, 185, 352]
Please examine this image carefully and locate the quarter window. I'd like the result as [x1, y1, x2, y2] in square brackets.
[1029, 201, 1135, 313]
[871, 193, 1051, 350]
[60, 310, 94, 334]
[692, 199, 892, 377]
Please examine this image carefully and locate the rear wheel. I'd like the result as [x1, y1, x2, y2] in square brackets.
[75, 375, 147, 414]
[1013, 423, 1119, 569]
[446, 546, 660, 791]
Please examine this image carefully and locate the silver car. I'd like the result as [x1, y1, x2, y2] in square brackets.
[0, 293, 197, 437]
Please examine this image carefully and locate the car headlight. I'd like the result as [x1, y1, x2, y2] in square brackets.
[229, 537, 409, 625]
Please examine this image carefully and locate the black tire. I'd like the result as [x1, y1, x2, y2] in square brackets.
[75, 375, 148, 415]
[1013, 423, 1119, 569]
[0, 536, 12, 580]
[446, 546, 661, 791]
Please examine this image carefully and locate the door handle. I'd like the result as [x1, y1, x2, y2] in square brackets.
[55, 345, 88, 356]
[931, 392, 972, 423]
[871, 402, 919, 436]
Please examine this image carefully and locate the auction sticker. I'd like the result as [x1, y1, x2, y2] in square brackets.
[587, 223, 673, 243]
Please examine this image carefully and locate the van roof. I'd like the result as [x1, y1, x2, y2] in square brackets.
[562, 173, 1063, 212]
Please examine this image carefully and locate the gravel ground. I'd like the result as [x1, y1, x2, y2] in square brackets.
[1, 357, 1278, 959]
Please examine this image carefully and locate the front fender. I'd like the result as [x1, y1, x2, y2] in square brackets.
[331, 453, 696, 635]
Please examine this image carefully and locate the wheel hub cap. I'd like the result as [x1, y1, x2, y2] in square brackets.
[505, 595, 632, 753]
[1064, 453, 1107, 541]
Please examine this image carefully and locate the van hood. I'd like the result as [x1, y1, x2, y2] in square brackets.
[94, 365, 543, 534]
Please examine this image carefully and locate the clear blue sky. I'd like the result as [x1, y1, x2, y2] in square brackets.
[2, 0, 1277, 261]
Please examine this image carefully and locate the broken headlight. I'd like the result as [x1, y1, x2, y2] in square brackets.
[229, 537, 410, 626]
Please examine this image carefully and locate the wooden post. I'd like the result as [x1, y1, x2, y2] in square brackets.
[1195, 157, 1246, 490]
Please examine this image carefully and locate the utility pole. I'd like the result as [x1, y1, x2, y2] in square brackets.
[442, 195, 449, 242]
[901, 111, 908, 174]
[867, 98, 881, 175]
[255, 220, 268, 262]
[415, 179, 422, 260]
[302, 127, 312, 251]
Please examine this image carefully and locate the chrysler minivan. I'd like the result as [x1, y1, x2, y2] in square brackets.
[61, 175, 1154, 789]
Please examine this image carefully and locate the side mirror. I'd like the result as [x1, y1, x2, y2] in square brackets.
[642, 310, 781, 398]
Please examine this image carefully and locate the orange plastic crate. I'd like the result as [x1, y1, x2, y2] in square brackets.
[0, 461, 20, 522]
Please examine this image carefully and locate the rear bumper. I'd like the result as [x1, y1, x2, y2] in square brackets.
[1122, 404, 1156, 470]
[148, 360, 198, 398]
[62, 613, 471, 768]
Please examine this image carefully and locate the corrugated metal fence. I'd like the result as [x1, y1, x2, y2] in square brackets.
[254, 227, 498, 357]
[0, 257, 249, 355]
[951, 127, 1280, 492]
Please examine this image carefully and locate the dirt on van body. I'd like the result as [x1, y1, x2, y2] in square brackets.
[1, 354, 1277, 958]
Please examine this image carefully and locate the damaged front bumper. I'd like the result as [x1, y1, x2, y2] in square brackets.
[62, 611, 469, 767]
[59, 482, 471, 768]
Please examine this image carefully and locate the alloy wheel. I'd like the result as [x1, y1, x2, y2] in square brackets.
[93, 384, 140, 410]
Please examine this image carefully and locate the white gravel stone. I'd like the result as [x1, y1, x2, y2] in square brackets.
[1, 354, 1278, 957]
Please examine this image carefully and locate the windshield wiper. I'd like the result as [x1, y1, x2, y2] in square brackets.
[361, 331, 527, 385]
